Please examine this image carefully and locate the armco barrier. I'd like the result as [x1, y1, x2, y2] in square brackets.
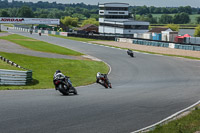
[0, 69, 32, 85]
[119, 38, 199, 51]
[0, 56, 32, 85]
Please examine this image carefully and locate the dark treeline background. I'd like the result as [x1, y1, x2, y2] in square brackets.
[0, 0, 200, 24]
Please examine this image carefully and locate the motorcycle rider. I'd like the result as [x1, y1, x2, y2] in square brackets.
[53, 70, 72, 89]
[96, 72, 104, 83]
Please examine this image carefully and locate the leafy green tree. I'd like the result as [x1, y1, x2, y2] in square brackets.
[17, 6, 34, 18]
[166, 24, 179, 31]
[154, 7, 162, 14]
[135, 14, 157, 24]
[90, 14, 99, 21]
[169, 8, 178, 14]
[194, 25, 200, 37]
[0, 10, 10, 17]
[8, 8, 18, 17]
[196, 16, 200, 24]
[161, 8, 170, 14]
[61, 16, 78, 28]
[72, 13, 86, 20]
[81, 18, 99, 27]
[173, 12, 190, 24]
[159, 14, 173, 24]
[136, 6, 149, 15]
[149, 6, 156, 13]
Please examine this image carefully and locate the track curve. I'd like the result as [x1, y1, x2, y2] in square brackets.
[0, 28, 200, 133]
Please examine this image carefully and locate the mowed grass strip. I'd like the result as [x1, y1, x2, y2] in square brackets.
[148, 108, 200, 133]
[0, 52, 109, 90]
[0, 34, 82, 56]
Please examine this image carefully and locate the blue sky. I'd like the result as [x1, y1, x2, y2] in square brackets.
[12, 0, 200, 7]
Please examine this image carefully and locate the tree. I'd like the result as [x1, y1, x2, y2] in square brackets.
[17, 6, 34, 18]
[169, 8, 178, 14]
[159, 14, 173, 24]
[166, 24, 179, 31]
[61, 16, 78, 28]
[173, 12, 190, 24]
[8, 8, 18, 17]
[194, 25, 200, 37]
[81, 18, 99, 27]
[0, 10, 10, 17]
[196, 16, 200, 24]
[90, 14, 99, 21]
[161, 8, 170, 14]
[72, 13, 86, 20]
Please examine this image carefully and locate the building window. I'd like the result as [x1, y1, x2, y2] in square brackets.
[100, 23, 149, 30]
[108, 12, 119, 14]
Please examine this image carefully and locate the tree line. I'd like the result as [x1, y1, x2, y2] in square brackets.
[0, 1, 200, 26]
[130, 5, 200, 15]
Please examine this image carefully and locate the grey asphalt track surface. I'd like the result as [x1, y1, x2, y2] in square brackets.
[0, 27, 200, 133]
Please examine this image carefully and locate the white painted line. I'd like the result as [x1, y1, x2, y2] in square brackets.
[131, 100, 200, 133]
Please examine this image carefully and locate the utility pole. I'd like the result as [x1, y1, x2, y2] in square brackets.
[0, 24, 1, 32]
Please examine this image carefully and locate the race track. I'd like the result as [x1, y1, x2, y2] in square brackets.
[0, 28, 200, 133]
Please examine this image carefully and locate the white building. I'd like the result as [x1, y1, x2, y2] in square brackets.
[99, 3, 149, 37]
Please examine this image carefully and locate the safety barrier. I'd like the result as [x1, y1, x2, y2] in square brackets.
[132, 39, 169, 48]
[0, 56, 32, 85]
[117, 38, 200, 51]
[0, 69, 32, 85]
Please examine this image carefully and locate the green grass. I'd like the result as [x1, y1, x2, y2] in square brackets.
[0, 59, 25, 71]
[0, 31, 7, 33]
[0, 52, 109, 90]
[0, 34, 83, 56]
[148, 108, 200, 133]
[3, 24, 14, 27]
[49, 34, 107, 42]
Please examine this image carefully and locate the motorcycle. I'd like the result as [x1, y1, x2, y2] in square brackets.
[127, 49, 134, 57]
[53, 76, 77, 95]
[96, 74, 112, 88]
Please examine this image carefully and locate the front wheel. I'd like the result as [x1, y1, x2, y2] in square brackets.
[72, 87, 78, 95]
[104, 82, 108, 88]
[58, 84, 69, 95]
[108, 83, 112, 88]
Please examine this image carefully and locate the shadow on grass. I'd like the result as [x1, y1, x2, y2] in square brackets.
[27, 79, 39, 86]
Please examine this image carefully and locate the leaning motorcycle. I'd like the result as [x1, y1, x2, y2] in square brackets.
[53, 76, 77, 95]
[97, 74, 112, 88]
[127, 49, 134, 57]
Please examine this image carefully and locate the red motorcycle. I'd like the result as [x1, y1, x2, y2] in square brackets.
[96, 74, 112, 88]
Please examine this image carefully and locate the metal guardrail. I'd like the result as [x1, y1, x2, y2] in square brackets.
[0, 69, 32, 85]
[0, 56, 32, 85]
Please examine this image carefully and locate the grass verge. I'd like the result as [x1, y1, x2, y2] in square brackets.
[49, 34, 109, 42]
[3, 24, 14, 27]
[0, 34, 83, 56]
[148, 107, 200, 133]
[0, 31, 7, 33]
[0, 59, 25, 71]
[0, 52, 109, 90]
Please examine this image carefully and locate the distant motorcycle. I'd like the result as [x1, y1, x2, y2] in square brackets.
[96, 73, 112, 88]
[53, 75, 77, 95]
[127, 49, 134, 57]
